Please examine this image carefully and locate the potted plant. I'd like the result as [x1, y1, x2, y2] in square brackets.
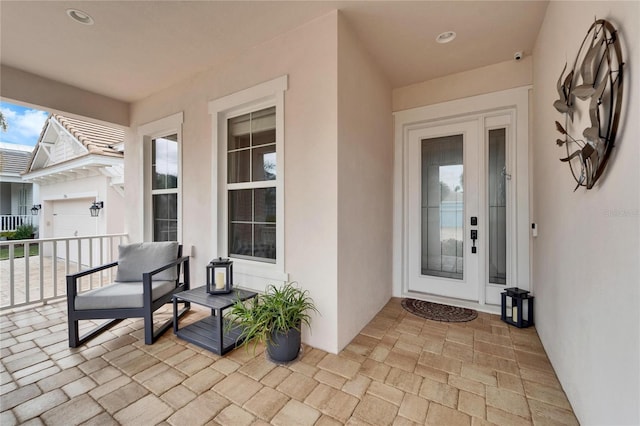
[225, 282, 318, 363]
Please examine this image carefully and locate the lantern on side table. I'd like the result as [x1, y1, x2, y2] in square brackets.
[206, 257, 233, 294]
[501, 287, 534, 328]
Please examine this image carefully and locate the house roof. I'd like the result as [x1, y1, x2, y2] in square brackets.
[0, 143, 33, 175]
[21, 114, 125, 189]
[25, 114, 124, 173]
[51, 114, 124, 158]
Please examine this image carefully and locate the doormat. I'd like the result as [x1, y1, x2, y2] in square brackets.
[401, 298, 478, 322]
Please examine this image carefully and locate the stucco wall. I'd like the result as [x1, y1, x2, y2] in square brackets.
[336, 14, 393, 350]
[127, 12, 340, 352]
[532, 2, 639, 424]
[392, 56, 533, 112]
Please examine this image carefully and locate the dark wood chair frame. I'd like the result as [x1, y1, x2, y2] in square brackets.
[66, 246, 191, 348]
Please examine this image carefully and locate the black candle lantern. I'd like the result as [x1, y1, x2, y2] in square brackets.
[206, 257, 233, 294]
[501, 287, 535, 328]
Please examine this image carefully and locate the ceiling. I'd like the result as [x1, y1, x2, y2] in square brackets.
[0, 1, 548, 103]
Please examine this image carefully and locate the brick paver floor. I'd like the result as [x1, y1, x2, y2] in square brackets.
[0, 298, 578, 425]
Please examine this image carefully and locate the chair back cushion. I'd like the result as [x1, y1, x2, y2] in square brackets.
[115, 242, 179, 282]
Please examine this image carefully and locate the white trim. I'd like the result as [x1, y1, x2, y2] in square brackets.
[393, 86, 531, 306]
[138, 112, 184, 242]
[50, 118, 88, 155]
[21, 154, 123, 181]
[138, 112, 184, 138]
[208, 76, 288, 114]
[208, 75, 288, 291]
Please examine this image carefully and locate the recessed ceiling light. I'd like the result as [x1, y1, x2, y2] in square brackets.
[436, 31, 456, 44]
[66, 9, 94, 26]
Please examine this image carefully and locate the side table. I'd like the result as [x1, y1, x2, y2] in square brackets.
[172, 287, 257, 355]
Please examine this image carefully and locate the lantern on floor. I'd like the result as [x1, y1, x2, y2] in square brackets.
[206, 257, 233, 294]
[501, 287, 535, 328]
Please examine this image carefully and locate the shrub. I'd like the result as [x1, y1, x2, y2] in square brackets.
[12, 224, 37, 240]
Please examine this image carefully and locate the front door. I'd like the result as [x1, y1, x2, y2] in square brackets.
[407, 120, 480, 300]
[406, 113, 518, 304]
[396, 87, 530, 306]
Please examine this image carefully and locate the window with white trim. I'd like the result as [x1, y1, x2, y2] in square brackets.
[227, 107, 277, 262]
[209, 75, 287, 273]
[151, 134, 179, 241]
[139, 112, 183, 243]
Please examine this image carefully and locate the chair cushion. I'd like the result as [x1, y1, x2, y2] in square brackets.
[115, 242, 179, 282]
[74, 280, 177, 310]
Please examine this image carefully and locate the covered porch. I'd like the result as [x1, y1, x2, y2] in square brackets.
[1, 1, 638, 425]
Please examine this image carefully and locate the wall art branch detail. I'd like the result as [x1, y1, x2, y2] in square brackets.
[553, 19, 624, 191]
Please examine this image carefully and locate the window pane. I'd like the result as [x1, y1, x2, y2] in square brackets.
[251, 107, 276, 136]
[152, 135, 178, 190]
[229, 190, 252, 222]
[252, 145, 276, 181]
[488, 128, 507, 284]
[153, 194, 177, 242]
[254, 188, 276, 223]
[228, 150, 251, 183]
[421, 135, 464, 280]
[228, 113, 251, 150]
[229, 223, 252, 256]
[254, 224, 276, 260]
[252, 129, 275, 146]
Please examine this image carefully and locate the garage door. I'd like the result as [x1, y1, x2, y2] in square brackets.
[52, 197, 99, 267]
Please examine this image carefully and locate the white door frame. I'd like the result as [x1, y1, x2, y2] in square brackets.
[392, 86, 531, 312]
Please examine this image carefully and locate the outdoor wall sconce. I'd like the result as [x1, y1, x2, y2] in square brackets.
[501, 287, 535, 328]
[206, 257, 234, 294]
[31, 204, 42, 215]
[89, 201, 104, 217]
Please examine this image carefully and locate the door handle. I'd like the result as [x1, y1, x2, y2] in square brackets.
[471, 230, 478, 253]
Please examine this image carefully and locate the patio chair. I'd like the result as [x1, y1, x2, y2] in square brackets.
[66, 241, 190, 347]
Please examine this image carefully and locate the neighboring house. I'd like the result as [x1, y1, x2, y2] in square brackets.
[0, 142, 37, 232]
[21, 114, 125, 263]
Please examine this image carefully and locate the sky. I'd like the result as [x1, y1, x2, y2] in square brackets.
[0, 101, 49, 147]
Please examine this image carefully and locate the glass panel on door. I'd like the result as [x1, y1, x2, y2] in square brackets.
[488, 128, 507, 284]
[421, 135, 464, 280]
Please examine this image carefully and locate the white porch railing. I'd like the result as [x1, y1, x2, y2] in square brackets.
[0, 215, 34, 232]
[0, 233, 128, 310]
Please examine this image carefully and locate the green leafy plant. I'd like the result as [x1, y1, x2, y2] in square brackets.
[0, 231, 15, 240]
[12, 224, 37, 240]
[225, 282, 318, 352]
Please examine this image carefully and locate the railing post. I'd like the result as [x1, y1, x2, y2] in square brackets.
[39, 241, 44, 301]
[9, 244, 15, 307]
[53, 241, 58, 297]
[89, 237, 94, 289]
[24, 242, 29, 304]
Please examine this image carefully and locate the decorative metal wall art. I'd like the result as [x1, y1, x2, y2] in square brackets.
[553, 19, 624, 190]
